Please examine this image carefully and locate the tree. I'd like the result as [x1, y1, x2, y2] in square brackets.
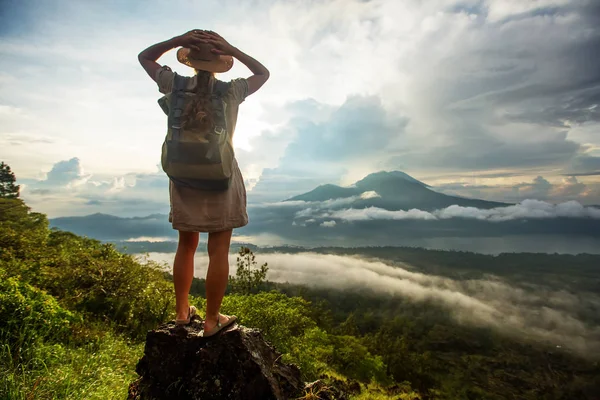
[0, 162, 20, 198]
[229, 247, 269, 294]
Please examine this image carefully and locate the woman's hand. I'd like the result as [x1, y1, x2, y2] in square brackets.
[191, 30, 270, 97]
[197, 31, 237, 56]
[175, 30, 207, 51]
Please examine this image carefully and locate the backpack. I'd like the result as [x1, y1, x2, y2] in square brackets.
[158, 73, 234, 191]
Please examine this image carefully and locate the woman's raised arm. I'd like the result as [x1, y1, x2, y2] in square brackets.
[138, 30, 205, 81]
[199, 31, 270, 96]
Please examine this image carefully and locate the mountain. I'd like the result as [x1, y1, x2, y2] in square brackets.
[356, 170, 430, 187]
[289, 171, 509, 210]
[50, 213, 174, 241]
[49, 171, 600, 247]
[288, 183, 359, 202]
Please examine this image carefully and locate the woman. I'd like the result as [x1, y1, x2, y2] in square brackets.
[138, 30, 269, 336]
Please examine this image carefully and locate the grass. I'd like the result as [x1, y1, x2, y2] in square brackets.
[0, 331, 143, 400]
[351, 389, 421, 400]
[349, 382, 421, 400]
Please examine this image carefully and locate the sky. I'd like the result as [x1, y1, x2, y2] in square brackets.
[1, 0, 600, 217]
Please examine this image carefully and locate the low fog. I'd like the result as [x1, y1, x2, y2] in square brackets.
[144, 252, 600, 359]
[300, 199, 600, 222]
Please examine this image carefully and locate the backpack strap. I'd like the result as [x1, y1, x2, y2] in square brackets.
[169, 73, 188, 141]
[213, 80, 228, 96]
[202, 81, 229, 162]
[211, 81, 229, 137]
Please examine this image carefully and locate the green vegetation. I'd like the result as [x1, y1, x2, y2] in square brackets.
[0, 162, 19, 199]
[1, 196, 407, 399]
[1, 162, 599, 399]
[0, 198, 150, 399]
[228, 246, 269, 294]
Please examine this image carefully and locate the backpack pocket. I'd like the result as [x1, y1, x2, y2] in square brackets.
[165, 139, 222, 165]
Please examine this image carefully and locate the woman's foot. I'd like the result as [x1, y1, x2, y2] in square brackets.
[175, 305, 198, 325]
[202, 313, 237, 337]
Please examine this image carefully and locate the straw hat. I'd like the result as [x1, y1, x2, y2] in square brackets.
[177, 43, 234, 73]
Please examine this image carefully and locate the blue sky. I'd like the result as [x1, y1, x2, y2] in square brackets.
[1, 0, 599, 217]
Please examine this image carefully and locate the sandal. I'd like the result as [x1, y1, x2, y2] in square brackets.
[202, 314, 238, 337]
[175, 305, 198, 325]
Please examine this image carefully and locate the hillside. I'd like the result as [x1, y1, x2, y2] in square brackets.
[4, 197, 600, 399]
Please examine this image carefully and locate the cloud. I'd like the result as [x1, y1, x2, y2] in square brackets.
[19, 158, 169, 217]
[26, 157, 92, 189]
[320, 220, 336, 227]
[436, 175, 600, 205]
[485, 0, 572, 23]
[513, 176, 554, 199]
[248, 191, 384, 217]
[422, 133, 581, 171]
[552, 176, 588, 198]
[283, 96, 407, 163]
[296, 199, 600, 223]
[369, 0, 600, 175]
[327, 207, 437, 222]
[146, 251, 600, 358]
[2, 0, 600, 216]
[567, 156, 600, 175]
[248, 166, 345, 203]
[249, 95, 408, 201]
[566, 171, 600, 177]
[360, 191, 380, 199]
[0, 133, 55, 146]
[435, 200, 600, 221]
[251, 0, 600, 195]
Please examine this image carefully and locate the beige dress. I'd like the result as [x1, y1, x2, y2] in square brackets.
[156, 66, 249, 233]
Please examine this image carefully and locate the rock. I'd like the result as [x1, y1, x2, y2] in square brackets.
[304, 380, 348, 400]
[304, 375, 363, 400]
[128, 318, 303, 400]
[346, 379, 361, 393]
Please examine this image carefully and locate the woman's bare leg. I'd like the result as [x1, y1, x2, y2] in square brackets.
[173, 230, 199, 320]
[203, 229, 233, 332]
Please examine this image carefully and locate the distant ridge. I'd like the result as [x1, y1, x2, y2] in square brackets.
[51, 213, 173, 241]
[48, 171, 600, 246]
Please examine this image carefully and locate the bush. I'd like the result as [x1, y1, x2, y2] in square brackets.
[0, 331, 142, 400]
[0, 198, 49, 263]
[287, 329, 389, 384]
[1, 199, 176, 339]
[329, 335, 388, 384]
[287, 327, 333, 380]
[0, 269, 78, 364]
[36, 239, 174, 339]
[209, 291, 387, 384]
[229, 247, 269, 294]
[217, 291, 316, 354]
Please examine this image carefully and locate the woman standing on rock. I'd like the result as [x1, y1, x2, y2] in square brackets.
[138, 30, 269, 336]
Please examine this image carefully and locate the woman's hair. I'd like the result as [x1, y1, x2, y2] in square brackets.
[180, 70, 216, 132]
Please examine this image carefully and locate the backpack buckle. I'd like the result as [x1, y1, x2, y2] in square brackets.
[214, 126, 226, 135]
